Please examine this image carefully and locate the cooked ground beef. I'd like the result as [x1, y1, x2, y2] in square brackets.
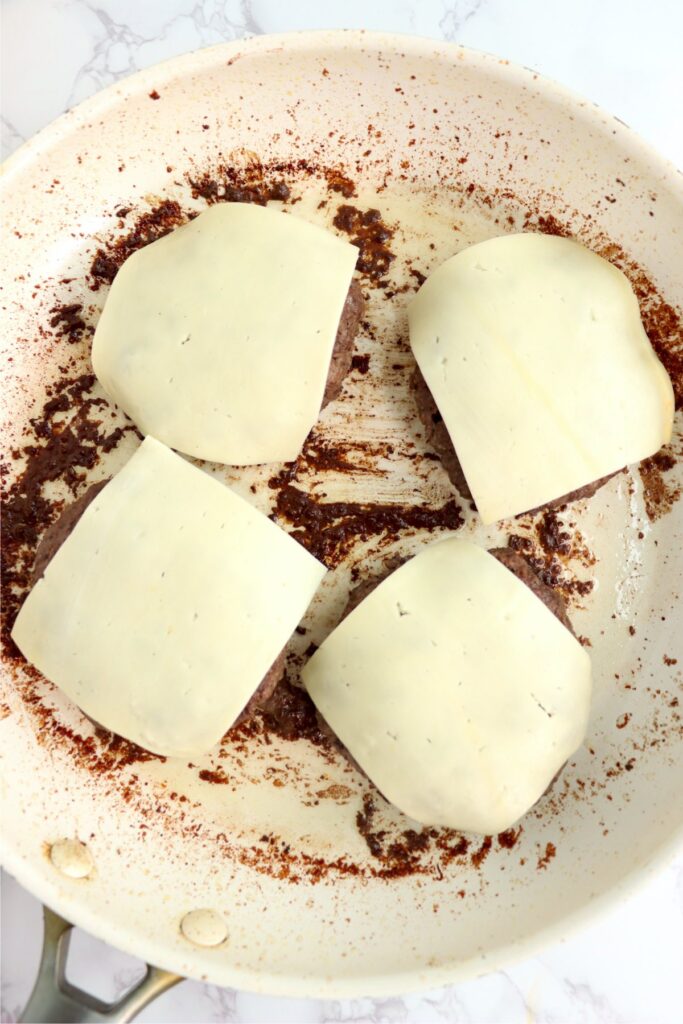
[342, 548, 573, 632]
[31, 483, 287, 726]
[332, 547, 575, 796]
[412, 365, 615, 511]
[322, 279, 364, 407]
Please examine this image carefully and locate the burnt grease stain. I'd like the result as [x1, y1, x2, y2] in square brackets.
[268, 463, 463, 567]
[186, 157, 355, 209]
[351, 353, 371, 374]
[507, 507, 595, 603]
[332, 204, 396, 285]
[536, 841, 557, 870]
[198, 767, 230, 784]
[536, 508, 572, 556]
[297, 433, 394, 477]
[324, 169, 356, 198]
[187, 170, 290, 207]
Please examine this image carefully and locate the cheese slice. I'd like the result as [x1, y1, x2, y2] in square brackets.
[409, 233, 674, 523]
[303, 539, 591, 835]
[11, 437, 326, 758]
[92, 203, 359, 465]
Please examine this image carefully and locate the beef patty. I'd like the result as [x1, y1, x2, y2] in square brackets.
[31, 480, 288, 726]
[322, 279, 364, 407]
[330, 548, 574, 794]
[412, 365, 615, 512]
[342, 548, 574, 633]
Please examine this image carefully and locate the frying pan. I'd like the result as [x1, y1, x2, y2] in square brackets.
[1, 31, 682, 1021]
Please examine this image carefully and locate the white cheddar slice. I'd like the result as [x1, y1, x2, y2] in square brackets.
[409, 233, 674, 523]
[11, 437, 326, 758]
[92, 203, 359, 465]
[303, 539, 591, 835]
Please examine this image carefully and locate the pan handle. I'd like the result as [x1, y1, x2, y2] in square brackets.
[20, 906, 182, 1023]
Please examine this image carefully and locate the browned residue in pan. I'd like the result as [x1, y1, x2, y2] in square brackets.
[268, 460, 463, 568]
[198, 767, 229, 784]
[332, 204, 396, 284]
[497, 827, 523, 849]
[536, 842, 557, 870]
[187, 167, 291, 208]
[89, 199, 187, 289]
[296, 433, 391, 476]
[505, 506, 596, 605]
[639, 448, 682, 521]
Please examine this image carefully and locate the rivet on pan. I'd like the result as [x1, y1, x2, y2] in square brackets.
[180, 909, 228, 947]
[49, 838, 94, 879]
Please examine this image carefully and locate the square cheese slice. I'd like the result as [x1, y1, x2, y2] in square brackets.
[11, 437, 326, 757]
[409, 233, 674, 523]
[92, 203, 359, 465]
[303, 539, 592, 835]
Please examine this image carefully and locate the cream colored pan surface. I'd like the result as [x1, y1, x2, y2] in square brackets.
[1, 31, 681, 997]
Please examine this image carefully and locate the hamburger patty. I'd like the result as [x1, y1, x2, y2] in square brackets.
[332, 548, 575, 795]
[412, 365, 615, 511]
[343, 548, 574, 633]
[322, 279, 364, 407]
[31, 480, 289, 725]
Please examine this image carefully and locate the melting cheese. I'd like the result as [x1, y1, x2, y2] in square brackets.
[409, 233, 674, 523]
[12, 437, 326, 757]
[303, 539, 591, 835]
[92, 203, 359, 465]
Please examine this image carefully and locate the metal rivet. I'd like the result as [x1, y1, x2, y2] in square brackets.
[49, 839, 94, 879]
[180, 909, 227, 947]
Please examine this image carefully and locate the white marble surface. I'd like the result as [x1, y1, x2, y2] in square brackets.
[1, 1, 682, 1021]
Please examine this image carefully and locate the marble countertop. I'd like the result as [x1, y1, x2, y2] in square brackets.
[1, 1, 682, 1022]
